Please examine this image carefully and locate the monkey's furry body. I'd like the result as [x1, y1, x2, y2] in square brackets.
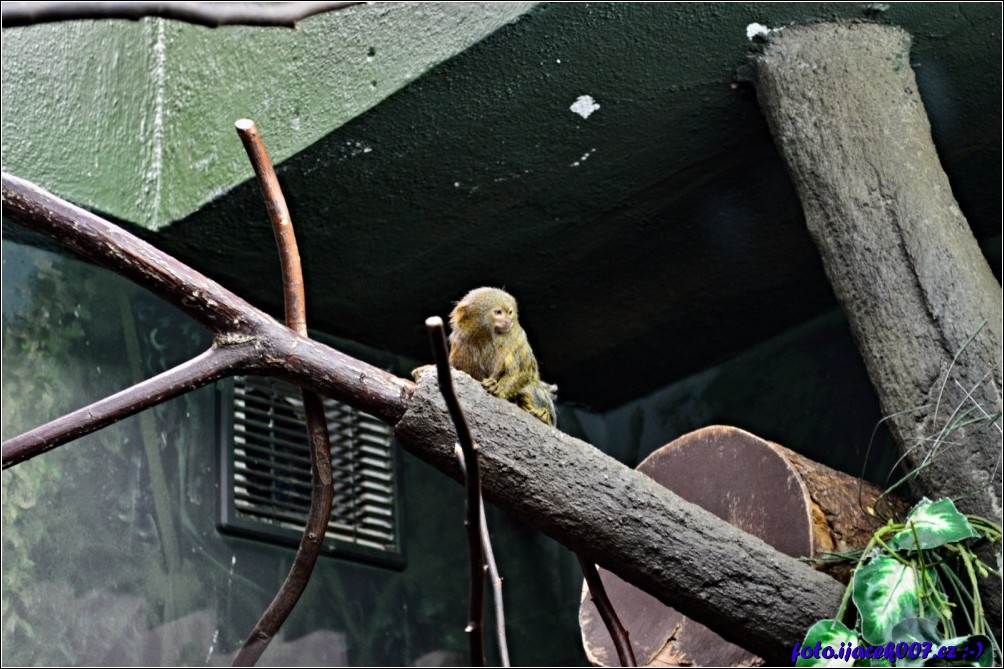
[449, 287, 557, 426]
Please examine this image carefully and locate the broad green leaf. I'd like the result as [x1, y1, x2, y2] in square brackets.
[795, 619, 858, 667]
[890, 617, 943, 667]
[890, 617, 942, 644]
[941, 634, 993, 667]
[853, 554, 935, 644]
[890, 498, 978, 551]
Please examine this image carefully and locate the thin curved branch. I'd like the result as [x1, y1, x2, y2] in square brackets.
[230, 120, 334, 667]
[579, 556, 637, 667]
[235, 119, 306, 336]
[427, 316, 486, 667]
[2, 345, 246, 468]
[1, 1, 363, 29]
[231, 393, 333, 666]
[456, 446, 511, 667]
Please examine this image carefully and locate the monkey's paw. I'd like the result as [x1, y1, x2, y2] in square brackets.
[411, 365, 434, 381]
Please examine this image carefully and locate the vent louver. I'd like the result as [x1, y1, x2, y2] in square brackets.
[218, 376, 403, 567]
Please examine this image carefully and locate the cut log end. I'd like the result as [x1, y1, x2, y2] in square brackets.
[580, 425, 904, 667]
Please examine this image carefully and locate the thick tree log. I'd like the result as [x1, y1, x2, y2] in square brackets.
[396, 372, 846, 665]
[753, 21, 1002, 628]
[579, 426, 909, 667]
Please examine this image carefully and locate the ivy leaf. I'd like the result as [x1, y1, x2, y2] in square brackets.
[853, 554, 935, 644]
[890, 498, 978, 551]
[795, 619, 858, 667]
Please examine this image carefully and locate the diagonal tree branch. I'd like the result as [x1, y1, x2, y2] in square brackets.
[396, 370, 847, 665]
[1, 1, 363, 29]
[2, 345, 246, 468]
[2, 173, 264, 336]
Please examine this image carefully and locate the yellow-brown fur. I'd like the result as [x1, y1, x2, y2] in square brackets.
[449, 287, 557, 426]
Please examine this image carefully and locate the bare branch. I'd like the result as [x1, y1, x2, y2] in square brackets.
[427, 316, 486, 667]
[4, 173, 851, 661]
[1, 2, 363, 29]
[2, 345, 245, 469]
[456, 443, 511, 667]
[398, 370, 847, 665]
[232, 392, 333, 667]
[235, 119, 306, 336]
[579, 556, 637, 667]
[230, 119, 334, 666]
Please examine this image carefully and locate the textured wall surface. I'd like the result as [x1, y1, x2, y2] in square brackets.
[2, 2, 536, 226]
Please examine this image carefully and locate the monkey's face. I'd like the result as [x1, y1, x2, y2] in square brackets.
[489, 304, 515, 335]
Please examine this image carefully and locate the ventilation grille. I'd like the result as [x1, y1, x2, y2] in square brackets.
[218, 376, 403, 567]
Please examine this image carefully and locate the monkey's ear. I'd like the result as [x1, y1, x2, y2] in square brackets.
[449, 301, 468, 325]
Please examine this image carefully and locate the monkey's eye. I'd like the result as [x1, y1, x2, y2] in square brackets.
[508, 309, 514, 317]
[493, 308, 504, 316]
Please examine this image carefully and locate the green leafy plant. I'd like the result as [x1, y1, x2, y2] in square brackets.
[795, 497, 1001, 667]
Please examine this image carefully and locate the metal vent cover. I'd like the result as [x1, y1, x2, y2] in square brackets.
[218, 376, 404, 567]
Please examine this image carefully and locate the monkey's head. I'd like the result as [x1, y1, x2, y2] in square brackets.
[450, 287, 519, 338]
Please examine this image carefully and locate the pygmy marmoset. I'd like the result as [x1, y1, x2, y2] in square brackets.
[448, 287, 557, 426]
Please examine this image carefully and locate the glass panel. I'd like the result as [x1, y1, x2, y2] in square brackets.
[2, 238, 587, 666]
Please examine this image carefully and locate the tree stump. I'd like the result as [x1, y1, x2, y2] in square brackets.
[579, 425, 903, 667]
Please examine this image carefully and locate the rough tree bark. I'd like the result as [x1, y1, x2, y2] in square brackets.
[397, 371, 845, 665]
[753, 21, 1003, 629]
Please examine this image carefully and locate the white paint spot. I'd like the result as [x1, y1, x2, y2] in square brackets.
[556, 59, 561, 64]
[344, 140, 373, 157]
[569, 94, 600, 119]
[746, 22, 779, 40]
[454, 182, 461, 188]
[570, 148, 597, 167]
[291, 116, 301, 131]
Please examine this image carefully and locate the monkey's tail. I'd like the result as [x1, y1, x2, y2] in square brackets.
[528, 380, 558, 426]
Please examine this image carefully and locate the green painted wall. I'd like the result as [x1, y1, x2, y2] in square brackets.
[2, 2, 537, 227]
